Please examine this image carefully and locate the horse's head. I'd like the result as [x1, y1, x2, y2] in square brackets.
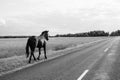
[41, 30, 49, 41]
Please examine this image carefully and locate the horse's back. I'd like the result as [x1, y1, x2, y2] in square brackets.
[28, 36, 36, 48]
[27, 36, 46, 49]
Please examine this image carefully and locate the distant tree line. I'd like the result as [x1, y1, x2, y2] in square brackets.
[0, 35, 54, 38]
[0, 36, 29, 38]
[55, 30, 120, 37]
[110, 30, 120, 36]
[0, 30, 120, 38]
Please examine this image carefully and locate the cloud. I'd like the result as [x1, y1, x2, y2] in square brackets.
[0, 19, 6, 25]
[0, 0, 120, 35]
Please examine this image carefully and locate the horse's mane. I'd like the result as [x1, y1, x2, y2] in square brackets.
[40, 30, 49, 36]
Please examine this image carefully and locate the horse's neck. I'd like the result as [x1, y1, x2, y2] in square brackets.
[36, 35, 45, 41]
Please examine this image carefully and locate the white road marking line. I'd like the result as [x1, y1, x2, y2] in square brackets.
[77, 70, 89, 80]
[104, 48, 109, 52]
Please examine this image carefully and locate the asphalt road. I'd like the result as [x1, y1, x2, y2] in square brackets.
[0, 37, 118, 80]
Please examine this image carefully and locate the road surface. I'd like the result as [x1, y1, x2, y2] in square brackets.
[0, 37, 119, 80]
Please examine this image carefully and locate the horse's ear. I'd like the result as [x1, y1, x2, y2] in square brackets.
[44, 30, 49, 32]
[45, 30, 49, 34]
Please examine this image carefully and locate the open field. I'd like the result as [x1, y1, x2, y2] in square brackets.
[0, 37, 110, 74]
[0, 37, 108, 58]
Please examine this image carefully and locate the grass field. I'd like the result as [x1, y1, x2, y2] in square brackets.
[0, 37, 108, 74]
[0, 37, 107, 59]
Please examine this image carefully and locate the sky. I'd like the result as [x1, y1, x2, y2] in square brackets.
[0, 0, 120, 36]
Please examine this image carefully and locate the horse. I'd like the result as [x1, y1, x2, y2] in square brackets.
[25, 30, 49, 63]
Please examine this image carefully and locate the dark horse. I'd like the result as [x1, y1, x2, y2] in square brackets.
[26, 30, 49, 63]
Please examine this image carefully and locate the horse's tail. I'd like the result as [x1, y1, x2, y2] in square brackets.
[26, 39, 29, 58]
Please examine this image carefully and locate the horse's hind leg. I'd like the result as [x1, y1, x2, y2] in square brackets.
[29, 50, 36, 63]
[37, 48, 41, 60]
[32, 51, 36, 61]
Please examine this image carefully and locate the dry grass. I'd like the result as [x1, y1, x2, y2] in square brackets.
[0, 38, 27, 58]
[0, 37, 107, 58]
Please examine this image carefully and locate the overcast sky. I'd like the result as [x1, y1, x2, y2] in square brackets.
[0, 0, 120, 36]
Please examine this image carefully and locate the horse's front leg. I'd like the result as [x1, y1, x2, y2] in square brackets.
[29, 53, 32, 63]
[37, 48, 41, 60]
[43, 44, 47, 59]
